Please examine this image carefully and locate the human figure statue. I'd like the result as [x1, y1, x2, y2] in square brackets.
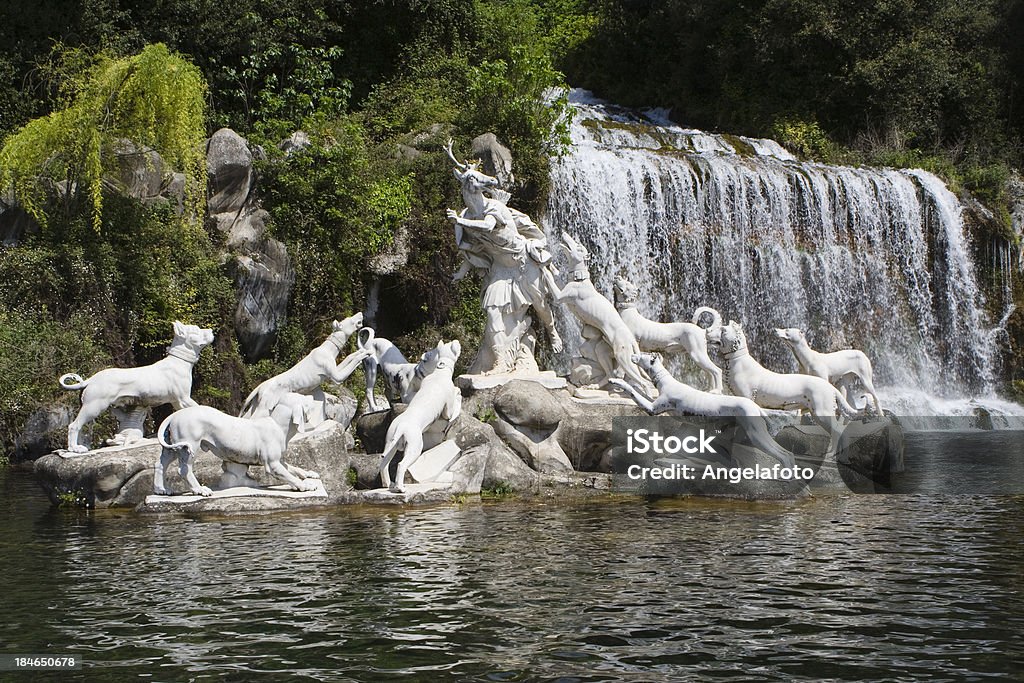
[444, 138, 562, 375]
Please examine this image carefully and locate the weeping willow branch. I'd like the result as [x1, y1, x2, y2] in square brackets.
[0, 43, 208, 231]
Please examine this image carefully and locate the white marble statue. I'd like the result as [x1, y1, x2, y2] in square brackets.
[358, 327, 430, 412]
[240, 312, 369, 418]
[379, 339, 462, 493]
[614, 277, 724, 393]
[774, 327, 882, 413]
[544, 233, 651, 391]
[154, 402, 318, 497]
[708, 321, 862, 452]
[444, 138, 562, 375]
[609, 353, 795, 466]
[59, 321, 214, 453]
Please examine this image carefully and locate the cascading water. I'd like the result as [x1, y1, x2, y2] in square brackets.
[542, 90, 1018, 416]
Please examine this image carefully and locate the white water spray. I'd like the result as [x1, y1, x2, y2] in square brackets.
[543, 90, 1016, 416]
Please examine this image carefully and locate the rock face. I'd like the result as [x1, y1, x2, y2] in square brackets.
[205, 128, 295, 361]
[471, 133, 514, 188]
[12, 406, 73, 462]
[355, 408, 540, 492]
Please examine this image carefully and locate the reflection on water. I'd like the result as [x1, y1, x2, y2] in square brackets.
[2, 468, 1023, 681]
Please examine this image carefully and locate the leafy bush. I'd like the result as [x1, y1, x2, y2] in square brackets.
[0, 44, 207, 231]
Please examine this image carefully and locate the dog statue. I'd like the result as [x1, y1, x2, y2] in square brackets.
[154, 402, 317, 497]
[609, 352, 795, 466]
[708, 321, 862, 453]
[774, 327, 882, 414]
[545, 234, 651, 392]
[614, 277, 724, 393]
[379, 340, 462, 493]
[240, 312, 369, 418]
[358, 327, 430, 412]
[59, 321, 214, 453]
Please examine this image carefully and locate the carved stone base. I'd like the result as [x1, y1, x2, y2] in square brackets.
[458, 371, 567, 391]
[143, 480, 328, 506]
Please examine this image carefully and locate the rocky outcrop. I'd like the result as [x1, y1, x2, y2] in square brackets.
[206, 128, 295, 361]
[34, 420, 362, 509]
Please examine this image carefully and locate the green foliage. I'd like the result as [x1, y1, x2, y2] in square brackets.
[0, 44, 207, 231]
[475, 406, 497, 424]
[55, 488, 90, 509]
[0, 309, 111, 453]
[219, 43, 351, 140]
[572, 0, 1021, 168]
[482, 481, 516, 497]
[345, 467, 359, 488]
[771, 119, 839, 162]
[260, 122, 413, 338]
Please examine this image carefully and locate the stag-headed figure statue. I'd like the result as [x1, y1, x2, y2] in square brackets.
[444, 138, 562, 375]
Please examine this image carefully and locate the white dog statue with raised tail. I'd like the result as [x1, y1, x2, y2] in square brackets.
[614, 277, 724, 393]
[358, 327, 438, 412]
[379, 340, 462, 493]
[240, 313, 369, 418]
[610, 353, 795, 466]
[59, 321, 214, 453]
[774, 327, 882, 414]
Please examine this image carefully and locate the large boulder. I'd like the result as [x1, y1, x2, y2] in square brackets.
[206, 128, 254, 216]
[11, 405, 73, 462]
[232, 238, 294, 361]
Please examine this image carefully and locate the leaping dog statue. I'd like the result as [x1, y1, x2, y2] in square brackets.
[609, 353, 795, 467]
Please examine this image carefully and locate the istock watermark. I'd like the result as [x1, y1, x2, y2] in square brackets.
[609, 414, 1024, 495]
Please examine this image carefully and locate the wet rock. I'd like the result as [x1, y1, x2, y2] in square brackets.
[836, 416, 906, 492]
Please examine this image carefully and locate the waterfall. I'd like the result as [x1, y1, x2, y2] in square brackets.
[542, 90, 1017, 415]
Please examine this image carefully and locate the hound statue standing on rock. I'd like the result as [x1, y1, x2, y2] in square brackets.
[708, 321, 862, 453]
[154, 403, 317, 497]
[59, 321, 214, 453]
[609, 352, 796, 467]
[379, 340, 462, 493]
[544, 234, 652, 393]
[240, 312, 368, 418]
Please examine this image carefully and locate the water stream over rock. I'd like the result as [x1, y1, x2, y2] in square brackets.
[543, 90, 1018, 418]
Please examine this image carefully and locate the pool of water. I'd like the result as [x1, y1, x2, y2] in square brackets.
[2, 458, 1023, 681]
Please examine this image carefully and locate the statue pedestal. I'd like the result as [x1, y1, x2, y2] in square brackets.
[143, 480, 328, 506]
[457, 371, 566, 391]
[569, 387, 638, 405]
